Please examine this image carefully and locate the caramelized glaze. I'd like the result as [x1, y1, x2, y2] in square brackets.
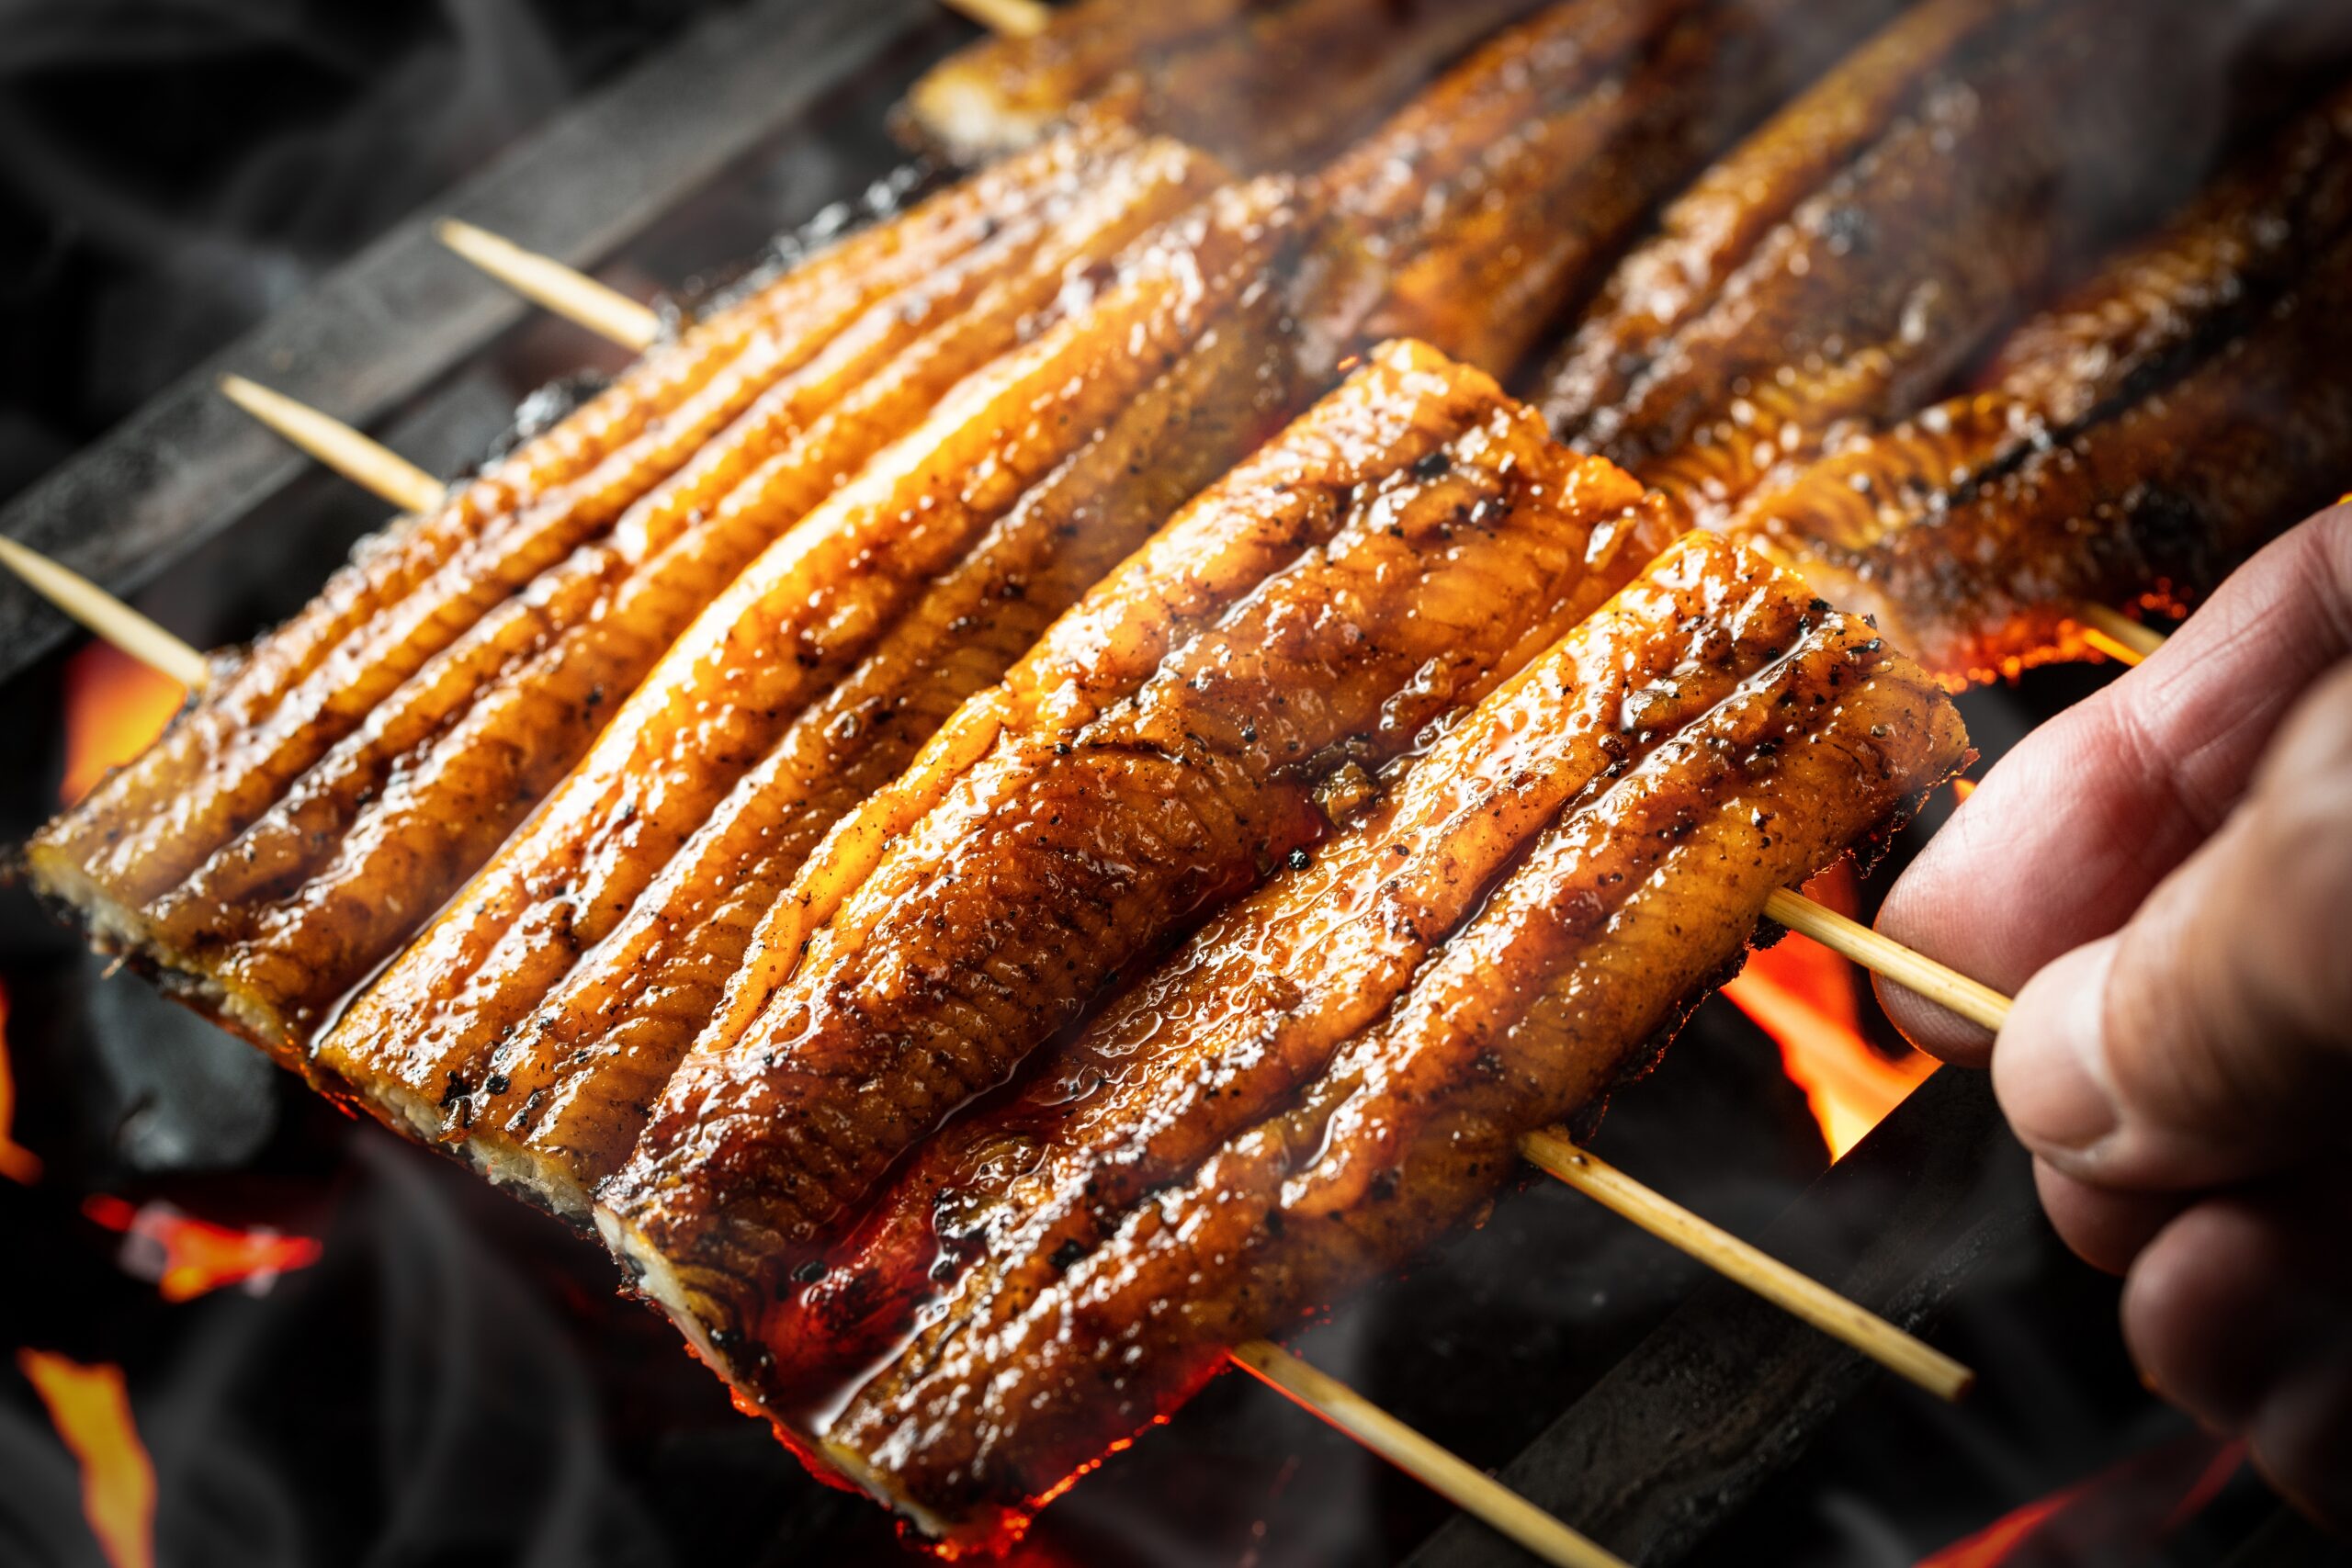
[319, 177, 1306, 1156]
[598, 343, 1665, 1334]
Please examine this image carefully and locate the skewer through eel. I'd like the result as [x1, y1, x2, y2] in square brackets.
[32, 362, 2004, 1354]
[266, 376, 1978, 1401]
[10, 367, 1987, 1397]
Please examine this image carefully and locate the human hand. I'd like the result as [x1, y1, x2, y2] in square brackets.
[1875, 505, 2352, 1526]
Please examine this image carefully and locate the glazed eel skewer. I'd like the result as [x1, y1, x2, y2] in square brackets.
[14, 8, 2098, 1541]
[755, 525, 1972, 1546]
[18, 0, 2004, 1401]
[51, 329, 2004, 1372]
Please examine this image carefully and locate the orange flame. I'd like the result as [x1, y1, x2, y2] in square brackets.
[60, 642, 185, 807]
[1951, 776, 1976, 804]
[0, 980, 40, 1184]
[82, 1195, 322, 1303]
[16, 1350, 156, 1568]
[1727, 864, 1936, 1158]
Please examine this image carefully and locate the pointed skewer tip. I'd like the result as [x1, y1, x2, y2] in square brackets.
[434, 217, 662, 352]
[0, 536, 209, 691]
[215, 375, 447, 515]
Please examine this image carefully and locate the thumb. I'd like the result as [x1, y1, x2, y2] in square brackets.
[1992, 660, 2352, 1192]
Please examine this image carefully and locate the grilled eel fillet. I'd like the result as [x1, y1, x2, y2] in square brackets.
[897, 0, 1552, 175]
[1540, 0, 2239, 525]
[24, 125, 1159, 1052]
[785, 531, 1967, 1544]
[1732, 82, 2352, 683]
[320, 177, 1310, 1198]
[1305, 0, 1911, 378]
[597, 341, 1679, 1338]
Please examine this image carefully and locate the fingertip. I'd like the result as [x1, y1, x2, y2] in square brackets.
[2030, 1157, 2183, 1277]
[1872, 829, 2002, 1064]
[2121, 1200, 2286, 1432]
[2123, 1189, 2352, 1528]
[1991, 941, 2120, 1168]
[1871, 970, 1996, 1065]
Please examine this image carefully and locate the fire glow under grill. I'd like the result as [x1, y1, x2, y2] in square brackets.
[3, 0, 2347, 1563]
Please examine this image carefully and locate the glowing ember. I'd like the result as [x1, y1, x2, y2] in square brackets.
[1727, 865, 1936, 1158]
[16, 1350, 156, 1568]
[0, 979, 40, 1184]
[82, 1195, 322, 1303]
[1951, 776, 1976, 803]
[59, 642, 185, 807]
[1917, 1432, 2245, 1566]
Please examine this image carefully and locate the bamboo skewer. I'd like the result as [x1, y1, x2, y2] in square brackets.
[1231, 1340, 1628, 1568]
[435, 219, 663, 352]
[1519, 1130, 1974, 1401]
[1763, 888, 2011, 1032]
[0, 537, 209, 692]
[2075, 602, 2167, 665]
[941, 0, 1051, 38]
[218, 375, 447, 516]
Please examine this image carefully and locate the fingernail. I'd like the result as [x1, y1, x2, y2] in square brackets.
[1993, 940, 2120, 1159]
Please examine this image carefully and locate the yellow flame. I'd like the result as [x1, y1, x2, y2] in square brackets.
[17, 1350, 156, 1568]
